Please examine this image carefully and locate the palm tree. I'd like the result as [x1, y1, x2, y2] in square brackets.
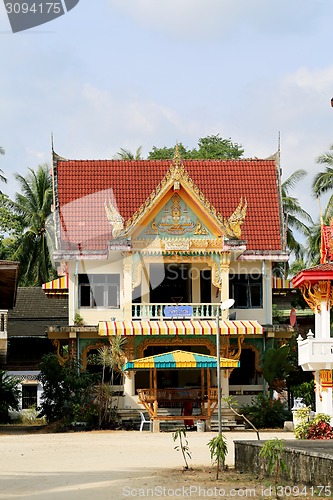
[282, 170, 313, 261]
[0, 146, 7, 187]
[114, 146, 143, 160]
[313, 144, 333, 207]
[10, 164, 55, 286]
[305, 202, 333, 266]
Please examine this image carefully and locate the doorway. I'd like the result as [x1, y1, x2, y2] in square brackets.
[149, 263, 192, 303]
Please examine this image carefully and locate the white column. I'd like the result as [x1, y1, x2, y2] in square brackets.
[124, 372, 135, 397]
[122, 253, 133, 321]
[315, 301, 331, 340]
[221, 371, 229, 398]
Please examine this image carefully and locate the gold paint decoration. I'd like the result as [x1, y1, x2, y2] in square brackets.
[124, 146, 247, 239]
[298, 280, 333, 313]
[223, 198, 247, 239]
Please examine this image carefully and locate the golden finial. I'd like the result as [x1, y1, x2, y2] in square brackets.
[173, 143, 182, 168]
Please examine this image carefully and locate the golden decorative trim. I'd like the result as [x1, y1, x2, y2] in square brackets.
[80, 341, 106, 371]
[136, 336, 215, 358]
[131, 252, 230, 291]
[194, 221, 209, 235]
[299, 280, 333, 312]
[124, 337, 135, 361]
[124, 147, 247, 239]
[223, 198, 247, 239]
[243, 344, 262, 373]
[220, 335, 244, 360]
[51, 339, 69, 366]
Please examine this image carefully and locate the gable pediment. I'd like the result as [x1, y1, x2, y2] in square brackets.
[140, 192, 213, 240]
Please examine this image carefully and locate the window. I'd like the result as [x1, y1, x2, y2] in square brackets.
[78, 274, 120, 308]
[22, 385, 38, 409]
[229, 274, 262, 308]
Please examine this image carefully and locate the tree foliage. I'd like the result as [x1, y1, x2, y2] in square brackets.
[0, 370, 21, 423]
[114, 146, 143, 160]
[148, 134, 244, 160]
[262, 345, 293, 397]
[8, 164, 56, 285]
[282, 170, 312, 260]
[0, 146, 7, 187]
[312, 144, 333, 206]
[38, 354, 97, 425]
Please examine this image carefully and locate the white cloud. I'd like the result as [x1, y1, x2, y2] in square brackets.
[106, 0, 326, 39]
[283, 66, 333, 93]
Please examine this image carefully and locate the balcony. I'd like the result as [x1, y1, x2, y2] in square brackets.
[132, 303, 222, 320]
[298, 336, 333, 370]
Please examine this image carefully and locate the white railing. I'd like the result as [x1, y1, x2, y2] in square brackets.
[132, 303, 222, 320]
[298, 338, 333, 370]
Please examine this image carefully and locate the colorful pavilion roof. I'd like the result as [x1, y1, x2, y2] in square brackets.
[53, 154, 284, 253]
[123, 349, 240, 370]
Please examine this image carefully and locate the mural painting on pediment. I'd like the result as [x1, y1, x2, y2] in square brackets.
[144, 193, 210, 238]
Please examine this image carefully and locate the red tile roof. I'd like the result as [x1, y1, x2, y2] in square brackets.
[54, 158, 284, 253]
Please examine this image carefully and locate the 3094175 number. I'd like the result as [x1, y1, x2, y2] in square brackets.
[5, 2, 62, 14]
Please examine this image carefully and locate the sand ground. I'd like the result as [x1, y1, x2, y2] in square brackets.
[0, 429, 297, 499]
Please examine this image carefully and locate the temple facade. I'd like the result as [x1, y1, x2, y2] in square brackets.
[47, 147, 291, 418]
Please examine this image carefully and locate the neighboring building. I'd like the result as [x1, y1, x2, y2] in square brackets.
[3, 286, 68, 410]
[0, 260, 19, 366]
[48, 147, 291, 421]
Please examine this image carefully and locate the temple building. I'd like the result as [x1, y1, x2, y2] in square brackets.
[47, 146, 291, 427]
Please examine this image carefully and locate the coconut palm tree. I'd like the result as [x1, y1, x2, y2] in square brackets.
[10, 164, 55, 285]
[312, 144, 333, 207]
[282, 170, 313, 261]
[305, 202, 333, 266]
[114, 146, 143, 160]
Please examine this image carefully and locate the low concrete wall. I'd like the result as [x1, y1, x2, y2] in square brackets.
[235, 440, 333, 486]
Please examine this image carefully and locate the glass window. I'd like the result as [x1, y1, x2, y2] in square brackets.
[22, 385, 38, 409]
[229, 274, 263, 309]
[78, 274, 120, 308]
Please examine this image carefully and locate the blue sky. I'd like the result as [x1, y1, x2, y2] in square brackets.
[1, 0, 333, 222]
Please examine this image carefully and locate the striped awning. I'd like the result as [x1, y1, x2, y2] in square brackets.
[123, 350, 240, 370]
[98, 319, 263, 336]
[42, 275, 69, 296]
[272, 276, 292, 289]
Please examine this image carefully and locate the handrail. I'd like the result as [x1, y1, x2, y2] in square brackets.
[132, 303, 222, 320]
[137, 387, 218, 403]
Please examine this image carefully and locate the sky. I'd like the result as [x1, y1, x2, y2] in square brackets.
[1, 0, 333, 222]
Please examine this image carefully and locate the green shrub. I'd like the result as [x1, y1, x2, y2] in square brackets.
[38, 354, 98, 426]
[0, 370, 21, 423]
[241, 394, 292, 429]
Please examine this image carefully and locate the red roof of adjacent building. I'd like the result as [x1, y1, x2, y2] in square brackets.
[53, 157, 284, 253]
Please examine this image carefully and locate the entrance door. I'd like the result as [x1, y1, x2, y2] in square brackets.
[149, 263, 192, 303]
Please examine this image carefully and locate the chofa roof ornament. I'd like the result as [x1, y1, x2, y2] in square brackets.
[105, 199, 124, 238]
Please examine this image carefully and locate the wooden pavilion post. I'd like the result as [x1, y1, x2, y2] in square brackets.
[207, 368, 211, 417]
[152, 367, 160, 432]
[200, 368, 205, 415]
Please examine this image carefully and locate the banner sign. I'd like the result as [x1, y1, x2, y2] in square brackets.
[164, 305, 193, 318]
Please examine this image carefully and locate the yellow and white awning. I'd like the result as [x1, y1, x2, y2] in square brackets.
[42, 275, 69, 296]
[98, 319, 263, 337]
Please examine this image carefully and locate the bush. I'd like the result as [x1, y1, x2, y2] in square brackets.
[294, 410, 333, 440]
[240, 394, 292, 429]
[38, 354, 98, 426]
[307, 420, 333, 440]
[0, 370, 21, 423]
